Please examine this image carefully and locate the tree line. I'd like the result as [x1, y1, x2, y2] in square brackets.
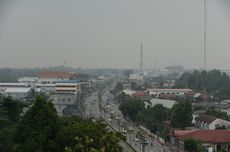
[175, 70, 230, 99]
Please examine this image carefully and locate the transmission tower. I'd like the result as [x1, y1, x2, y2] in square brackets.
[140, 42, 143, 74]
[204, 0, 207, 70]
[203, 0, 207, 102]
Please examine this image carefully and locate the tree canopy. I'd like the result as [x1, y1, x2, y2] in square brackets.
[13, 96, 60, 152]
[118, 94, 170, 136]
[171, 100, 192, 129]
[184, 139, 205, 152]
[0, 95, 122, 152]
[175, 70, 230, 99]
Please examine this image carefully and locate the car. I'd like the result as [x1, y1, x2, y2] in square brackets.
[108, 118, 112, 122]
[143, 139, 149, 144]
[115, 117, 119, 120]
[134, 138, 140, 142]
[121, 128, 127, 134]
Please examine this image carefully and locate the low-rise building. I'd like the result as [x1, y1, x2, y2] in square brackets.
[147, 88, 193, 98]
[121, 89, 136, 96]
[18, 77, 38, 88]
[169, 129, 230, 152]
[0, 83, 28, 90]
[193, 115, 230, 130]
[129, 73, 144, 81]
[2, 87, 32, 100]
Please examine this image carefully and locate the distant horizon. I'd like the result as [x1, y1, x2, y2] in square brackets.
[1, 65, 230, 71]
[0, 0, 230, 70]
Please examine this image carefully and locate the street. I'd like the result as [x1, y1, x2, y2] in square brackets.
[84, 80, 173, 152]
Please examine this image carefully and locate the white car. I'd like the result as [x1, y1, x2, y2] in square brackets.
[134, 138, 140, 142]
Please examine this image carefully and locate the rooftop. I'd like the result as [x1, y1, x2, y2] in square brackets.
[174, 129, 230, 143]
[132, 91, 146, 97]
[147, 88, 193, 92]
[195, 115, 217, 124]
[4, 88, 31, 93]
[39, 71, 74, 78]
[55, 80, 80, 83]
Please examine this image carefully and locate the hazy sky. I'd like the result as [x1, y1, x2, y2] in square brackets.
[0, 0, 230, 69]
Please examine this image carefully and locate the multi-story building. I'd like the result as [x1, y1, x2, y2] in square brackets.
[38, 71, 74, 84]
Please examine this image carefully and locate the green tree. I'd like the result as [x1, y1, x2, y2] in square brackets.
[13, 96, 60, 152]
[206, 109, 229, 121]
[184, 139, 205, 152]
[56, 117, 122, 152]
[171, 101, 192, 129]
[0, 97, 25, 152]
[175, 70, 230, 99]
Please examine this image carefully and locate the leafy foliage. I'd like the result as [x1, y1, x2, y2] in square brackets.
[0, 97, 25, 152]
[118, 94, 170, 135]
[0, 95, 122, 152]
[56, 117, 122, 152]
[171, 100, 192, 129]
[13, 96, 60, 152]
[206, 108, 229, 121]
[184, 139, 205, 152]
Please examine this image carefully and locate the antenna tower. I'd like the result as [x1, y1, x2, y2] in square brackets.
[204, 0, 207, 70]
[140, 42, 143, 74]
[203, 0, 207, 102]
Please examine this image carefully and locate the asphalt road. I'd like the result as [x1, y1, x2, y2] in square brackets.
[101, 90, 170, 152]
[83, 79, 174, 152]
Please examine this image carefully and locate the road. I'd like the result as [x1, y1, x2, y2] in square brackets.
[100, 89, 170, 152]
[83, 79, 174, 152]
[83, 91, 100, 119]
[83, 80, 136, 152]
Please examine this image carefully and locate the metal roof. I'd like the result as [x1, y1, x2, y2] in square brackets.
[55, 80, 80, 83]
[4, 88, 31, 93]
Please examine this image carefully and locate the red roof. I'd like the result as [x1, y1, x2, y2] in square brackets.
[159, 93, 176, 99]
[132, 91, 146, 97]
[174, 130, 230, 143]
[39, 71, 74, 78]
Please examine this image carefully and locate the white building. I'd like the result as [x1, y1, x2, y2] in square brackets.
[121, 89, 136, 96]
[18, 77, 38, 88]
[2, 88, 32, 100]
[147, 88, 193, 97]
[55, 80, 81, 93]
[36, 84, 56, 92]
[0, 83, 28, 89]
[193, 115, 230, 130]
[129, 73, 144, 81]
[49, 80, 81, 116]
